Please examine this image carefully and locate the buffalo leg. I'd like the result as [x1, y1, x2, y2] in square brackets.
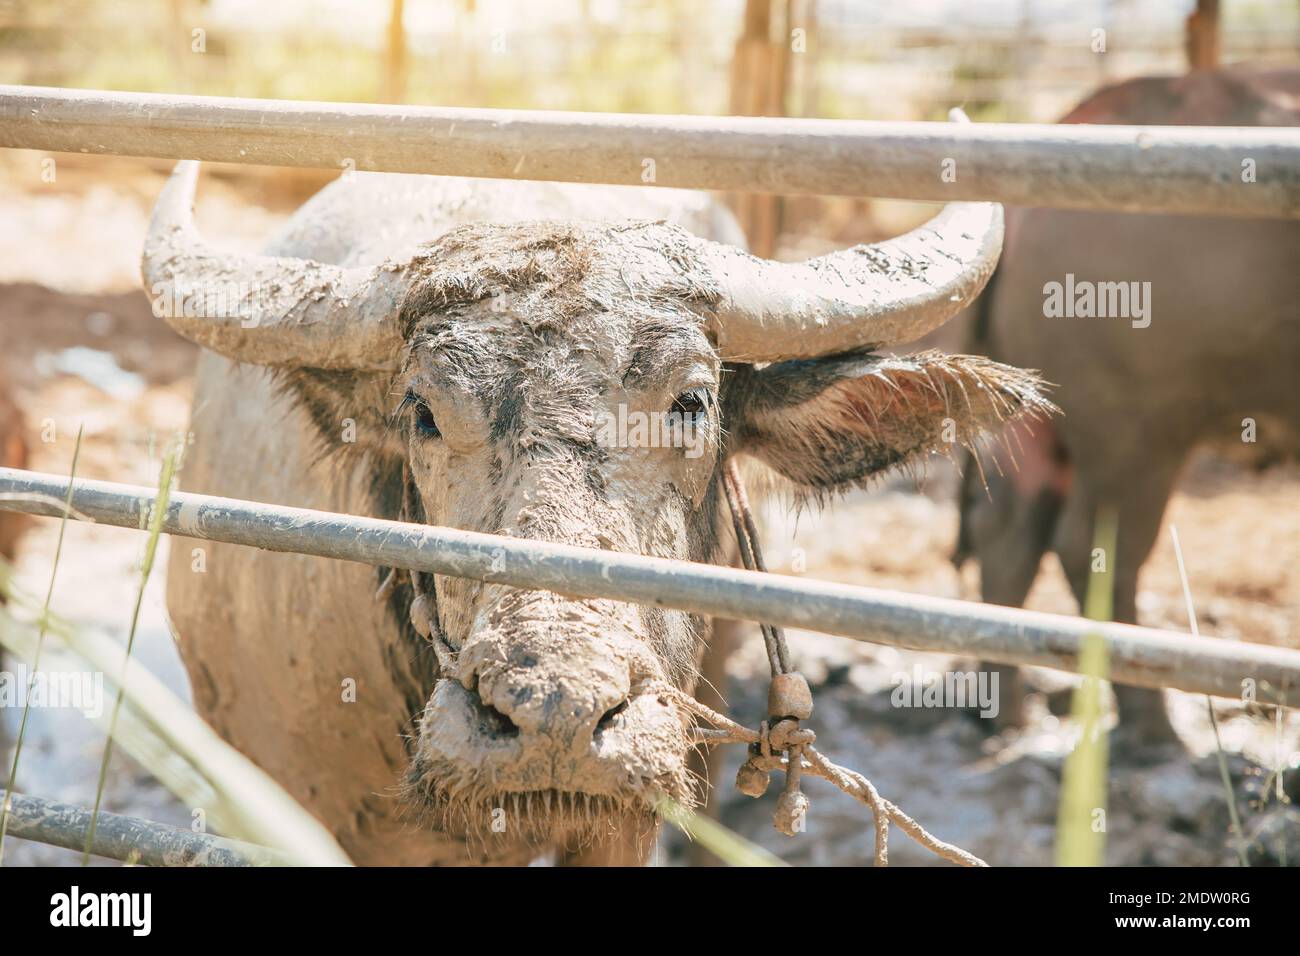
[1053, 465, 1184, 751]
[958, 457, 1065, 728]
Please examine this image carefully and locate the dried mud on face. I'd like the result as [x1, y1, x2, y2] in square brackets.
[3, 158, 1296, 866]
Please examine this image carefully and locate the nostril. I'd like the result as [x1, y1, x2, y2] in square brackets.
[465, 685, 520, 739]
[596, 699, 629, 733]
[482, 702, 519, 739]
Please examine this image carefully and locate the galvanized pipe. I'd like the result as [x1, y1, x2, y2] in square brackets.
[0, 467, 1297, 705]
[0, 790, 285, 866]
[2, 85, 1298, 218]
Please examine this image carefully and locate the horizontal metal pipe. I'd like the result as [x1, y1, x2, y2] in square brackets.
[2, 85, 1298, 218]
[1, 790, 284, 866]
[1, 467, 1297, 706]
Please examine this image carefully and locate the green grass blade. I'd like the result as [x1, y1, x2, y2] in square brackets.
[0, 605, 349, 865]
[655, 795, 785, 867]
[82, 436, 181, 864]
[1055, 506, 1115, 867]
[0, 424, 83, 866]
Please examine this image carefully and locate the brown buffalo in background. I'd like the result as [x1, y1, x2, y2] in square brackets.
[956, 67, 1300, 754]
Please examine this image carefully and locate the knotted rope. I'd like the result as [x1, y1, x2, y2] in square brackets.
[712, 463, 987, 867]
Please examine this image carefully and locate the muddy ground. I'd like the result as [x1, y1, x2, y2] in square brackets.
[1, 154, 1296, 866]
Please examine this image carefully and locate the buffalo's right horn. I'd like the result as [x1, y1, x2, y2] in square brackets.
[141, 161, 406, 370]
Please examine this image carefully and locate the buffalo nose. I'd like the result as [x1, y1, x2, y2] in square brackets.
[461, 656, 633, 745]
[461, 685, 632, 744]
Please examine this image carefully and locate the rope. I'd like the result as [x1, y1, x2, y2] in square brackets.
[721, 460, 791, 675]
[709, 466, 988, 868]
[671, 687, 987, 867]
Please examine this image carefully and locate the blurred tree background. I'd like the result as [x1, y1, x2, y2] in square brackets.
[3, 0, 1297, 121]
[2, 0, 1297, 254]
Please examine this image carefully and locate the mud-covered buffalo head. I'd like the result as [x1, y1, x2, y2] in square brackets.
[143, 159, 1051, 859]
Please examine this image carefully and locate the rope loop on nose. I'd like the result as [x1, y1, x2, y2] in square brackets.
[377, 463, 459, 677]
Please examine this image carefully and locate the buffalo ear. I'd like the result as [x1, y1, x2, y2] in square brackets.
[725, 350, 1056, 495]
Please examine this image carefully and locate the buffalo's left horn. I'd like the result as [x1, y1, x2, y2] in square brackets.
[141, 161, 406, 369]
[704, 110, 1003, 362]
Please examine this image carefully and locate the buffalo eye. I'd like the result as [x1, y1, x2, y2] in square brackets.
[406, 390, 441, 438]
[671, 387, 710, 424]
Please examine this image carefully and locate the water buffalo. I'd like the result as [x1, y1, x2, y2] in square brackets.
[144, 156, 1051, 865]
[955, 67, 1300, 751]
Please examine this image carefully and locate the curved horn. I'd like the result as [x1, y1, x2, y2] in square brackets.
[705, 111, 1003, 362]
[141, 161, 405, 370]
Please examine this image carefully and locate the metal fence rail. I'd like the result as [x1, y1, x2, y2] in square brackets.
[0, 790, 284, 866]
[3, 85, 1298, 218]
[1, 466, 1297, 706]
